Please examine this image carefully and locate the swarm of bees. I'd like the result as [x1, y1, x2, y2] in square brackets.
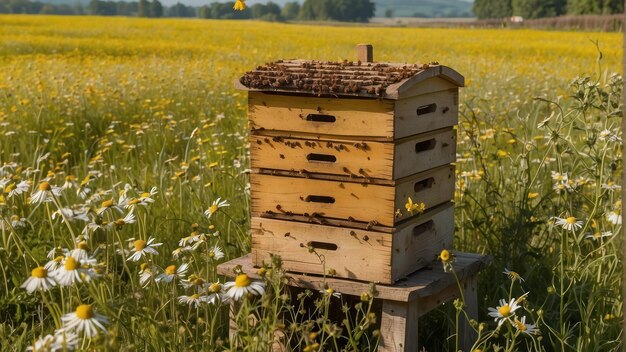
[240, 59, 440, 98]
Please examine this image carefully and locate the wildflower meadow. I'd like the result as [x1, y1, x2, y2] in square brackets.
[0, 15, 623, 351]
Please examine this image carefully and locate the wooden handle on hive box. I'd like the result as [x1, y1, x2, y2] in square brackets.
[414, 177, 435, 193]
[306, 153, 337, 163]
[415, 138, 437, 153]
[304, 195, 336, 203]
[307, 241, 338, 251]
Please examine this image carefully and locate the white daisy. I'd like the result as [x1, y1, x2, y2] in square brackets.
[30, 181, 62, 205]
[488, 298, 522, 326]
[204, 198, 230, 219]
[585, 231, 613, 240]
[156, 263, 189, 283]
[514, 316, 538, 335]
[139, 263, 157, 287]
[68, 241, 91, 261]
[178, 231, 203, 247]
[178, 294, 208, 308]
[96, 199, 123, 216]
[52, 256, 85, 286]
[554, 216, 583, 232]
[21, 266, 56, 294]
[52, 207, 90, 223]
[61, 304, 109, 338]
[127, 236, 162, 262]
[224, 274, 265, 301]
[207, 281, 229, 304]
[172, 246, 194, 259]
[207, 244, 224, 261]
[111, 211, 136, 229]
[26, 331, 78, 352]
[180, 274, 208, 291]
[10, 215, 27, 229]
[44, 256, 65, 271]
[5, 180, 30, 198]
[606, 211, 621, 225]
[62, 175, 78, 190]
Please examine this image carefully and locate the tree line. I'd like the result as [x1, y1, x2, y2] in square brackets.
[473, 0, 623, 19]
[0, 0, 375, 22]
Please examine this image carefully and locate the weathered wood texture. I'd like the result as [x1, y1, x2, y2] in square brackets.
[217, 252, 489, 303]
[249, 91, 395, 139]
[250, 128, 455, 181]
[379, 300, 419, 352]
[394, 89, 459, 140]
[219, 253, 487, 352]
[250, 165, 454, 228]
[251, 203, 454, 284]
[248, 89, 458, 141]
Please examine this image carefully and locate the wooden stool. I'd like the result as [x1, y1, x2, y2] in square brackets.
[218, 252, 488, 352]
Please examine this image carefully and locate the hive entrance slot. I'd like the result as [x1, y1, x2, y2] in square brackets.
[412, 220, 434, 237]
[306, 153, 337, 163]
[414, 177, 435, 192]
[306, 114, 336, 123]
[305, 195, 336, 204]
[307, 241, 338, 251]
[415, 139, 437, 153]
[416, 103, 437, 116]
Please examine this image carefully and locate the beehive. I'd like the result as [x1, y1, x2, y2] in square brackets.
[237, 45, 464, 284]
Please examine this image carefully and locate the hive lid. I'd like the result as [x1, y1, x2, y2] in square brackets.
[235, 59, 464, 100]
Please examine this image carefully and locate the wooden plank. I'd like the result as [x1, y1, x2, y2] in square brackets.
[460, 275, 478, 352]
[393, 165, 455, 222]
[250, 173, 397, 226]
[250, 135, 395, 180]
[251, 217, 394, 283]
[251, 204, 452, 284]
[250, 166, 454, 227]
[394, 89, 459, 140]
[250, 129, 454, 181]
[379, 300, 419, 352]
[248, 91, 395, 139]
[217, 252, 490, 303]
[391, 204, 454, 282]
[393, 129, 456, 179]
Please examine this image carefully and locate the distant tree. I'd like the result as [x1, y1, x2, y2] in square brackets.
[149, 0, 162, 17]
[299, 0, 374, 22]
[280, 1, 300, 20]
[384, 8, 393, 18]
[168, 2, 194, 17]
[567, 0, 623, 14]
[512, 0, 565, 18]
[473, 0, 512, 19]
[138, 0, 147, 16]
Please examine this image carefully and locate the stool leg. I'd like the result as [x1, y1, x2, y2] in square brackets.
[229, 300, 238, 347]
[460, 274, 478, 351]
[379, 300, 419, 352]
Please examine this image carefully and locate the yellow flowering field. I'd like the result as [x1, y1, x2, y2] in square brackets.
[0, 15, 622, 351]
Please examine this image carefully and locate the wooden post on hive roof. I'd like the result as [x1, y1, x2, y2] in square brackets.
[356, 44, 373, 63]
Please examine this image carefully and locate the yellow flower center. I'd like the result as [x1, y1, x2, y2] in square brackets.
[165, 265, 177, 275]
[140, 192, 150, 198]
[498, 304, 511, 317]
[234, 274, 251, 288]
[128, 198, 140, 205]
[101, 199, 114, 208]
[190, 294, 199, 300]
[193, 278, 205, 286]
[326, 288, 334, 295]
[38, 182, 51, 191]
[31, 266, 47, 278]
[565, 217, 577, 224]
[209, 283, 222, 293]
[77, 241, 89, 250]
[64, 257, 80, 270]
[140, 263, 150, 271]
[4, 183, 15, 193]
[440, 249, 451, 262]
[134, 239, 147, 251]
[75, 304, 94, 320]
[115, 219, 125, 226]
[515, 320, 527, 331]
[208, 204, 218, 214]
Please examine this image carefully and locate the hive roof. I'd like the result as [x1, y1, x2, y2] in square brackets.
[236, 59, 464, 100]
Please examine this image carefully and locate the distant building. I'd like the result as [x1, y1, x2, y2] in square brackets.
[510, 16, 524, 23]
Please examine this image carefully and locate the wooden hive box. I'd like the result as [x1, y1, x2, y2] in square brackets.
[237, 45, 464, 284]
